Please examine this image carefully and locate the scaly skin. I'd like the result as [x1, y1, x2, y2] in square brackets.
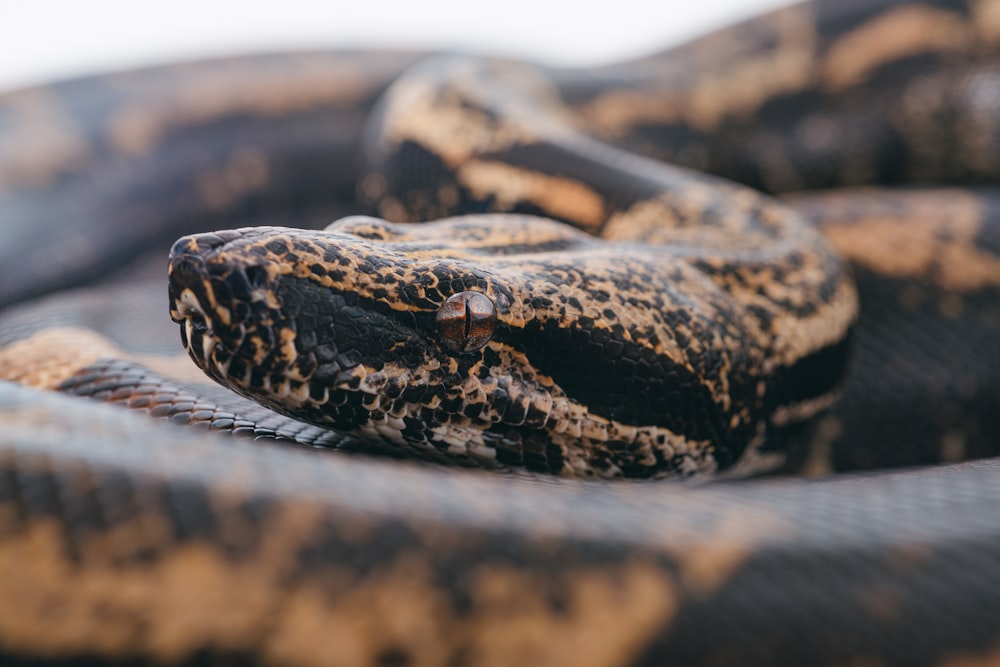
[0, 0, 998, 664]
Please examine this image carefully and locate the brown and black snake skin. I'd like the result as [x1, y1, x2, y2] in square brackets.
[1, 1, 1000, 665]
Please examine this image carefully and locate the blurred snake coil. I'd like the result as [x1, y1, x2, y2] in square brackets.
[1, 0, 1000, 665]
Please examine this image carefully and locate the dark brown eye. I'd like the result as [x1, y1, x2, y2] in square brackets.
[436, 291, 497, 353]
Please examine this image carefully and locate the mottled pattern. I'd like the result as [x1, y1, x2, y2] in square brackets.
[2, 385, 1000, 666]
[784, 188, 1000, 471]
[166, 206, 852, 478]
[0, 0, 998, 664]
[163, 53, 858, 479]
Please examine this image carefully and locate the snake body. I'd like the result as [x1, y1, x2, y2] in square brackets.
[1, 0, 1000, 664]
[166, 57, 857, 477]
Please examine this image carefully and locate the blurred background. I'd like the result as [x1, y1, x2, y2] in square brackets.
[2, 1, 790, 90]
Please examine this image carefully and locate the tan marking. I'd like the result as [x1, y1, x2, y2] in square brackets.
[815, 192, 1000, 292]
[776, 277, 858, 362]
[0, 328, 122, 389]
[265, 556, 455, 667]
[379, 72, 539, 170]
[0, 480, 679, 667]
[0, 88, 90, 191]
[601, 199, 683, 241]
[654, 508, 787, 595]
[798, 416, 841, 478]
[770, 392, 842, 428]
[0, 498, 322, 664]
[0, 327, 208, 389]
[972, 0, 1000, 43]
[720, 423, 784, 479]
[327, 214, 589, 257]
[438, 183, 460, 208]
[715, 260, 856, 371]
[686, 8, 816, 131]
[500, 255, 706, 376]
[464, 560, 677, 667]
[578, 6, 816, 134]
[823, 6, 969, 90]
[722, 449, 787, 478]
[601, 189, 786, 246]
[546, 408, 719, 479]
[458, 161, 606, 233]
[577, 89, 685, 139]
[196, 148, 271, 212]
[378, 199, 407, 224]
[277, 327, 299, 366]
[108, 56, 377, 156]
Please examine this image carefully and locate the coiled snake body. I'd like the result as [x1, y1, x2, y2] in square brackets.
[1, 1, 999, 665]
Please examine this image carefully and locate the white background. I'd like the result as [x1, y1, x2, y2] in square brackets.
[2, 1, 790, 91]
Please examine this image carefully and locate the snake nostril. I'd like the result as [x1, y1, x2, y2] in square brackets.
[168, 254, 206, 290]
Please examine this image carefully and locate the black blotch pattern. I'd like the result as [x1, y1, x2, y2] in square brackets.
[766, 334, 854, 413]
[517, 318, 753, 467]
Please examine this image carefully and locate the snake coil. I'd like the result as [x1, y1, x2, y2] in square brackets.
[0, 1, 999, 665]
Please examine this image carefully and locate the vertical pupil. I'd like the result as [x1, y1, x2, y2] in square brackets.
[437, 290, 496, 353]
[464, 298, 472, 338]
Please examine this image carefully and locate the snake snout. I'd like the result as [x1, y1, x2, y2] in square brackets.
[168, 254, 210, 320]
[168, 232, 260, 325]
[169, 230, 244, 258]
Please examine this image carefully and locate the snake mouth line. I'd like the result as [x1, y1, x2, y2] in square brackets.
[172, 287, 231, 381]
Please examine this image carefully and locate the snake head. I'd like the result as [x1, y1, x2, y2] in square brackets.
[168, 217, 600, 473]
[168, 214, 847, 478]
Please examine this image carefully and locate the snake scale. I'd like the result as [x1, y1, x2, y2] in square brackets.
[1, 0, 1000, 664]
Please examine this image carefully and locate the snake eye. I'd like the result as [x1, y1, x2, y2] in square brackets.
[436, 291, 497, 353]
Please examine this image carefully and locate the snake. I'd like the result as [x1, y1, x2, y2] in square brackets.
[0, 0, 999, 664]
